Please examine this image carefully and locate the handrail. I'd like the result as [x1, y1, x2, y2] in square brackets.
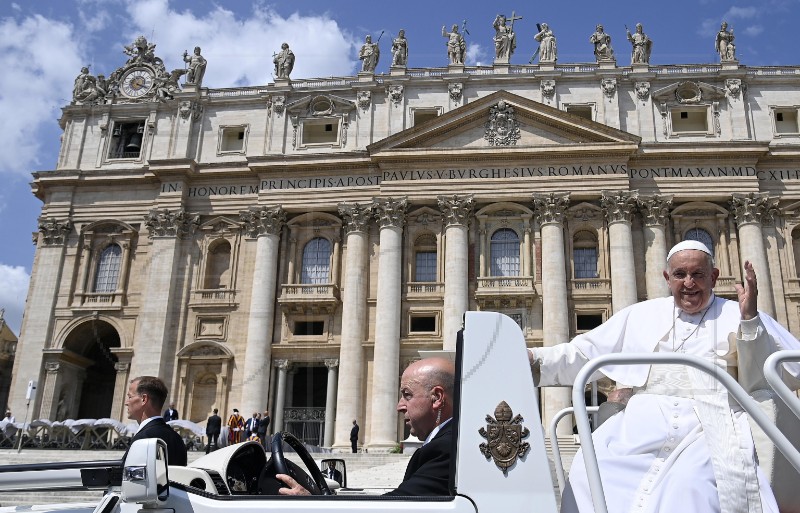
[549, 406, 599, 492]
[764, 350, 800, 421]
[571, 352, 800, 513]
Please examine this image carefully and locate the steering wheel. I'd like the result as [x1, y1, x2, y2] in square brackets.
[258, 432, 332, 495]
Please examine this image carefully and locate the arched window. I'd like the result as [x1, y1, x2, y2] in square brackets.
[414, 233, 437, 282]
[490, 229, 520, 277]
[684, 227, 715, 258]
[93, 244, 122, 292]
[301, 237, 332, 284]
[204, 240, 231, 289]
[573, 230, 598, 279]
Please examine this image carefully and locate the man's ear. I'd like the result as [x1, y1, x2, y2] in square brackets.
[431, 385, 445, 408]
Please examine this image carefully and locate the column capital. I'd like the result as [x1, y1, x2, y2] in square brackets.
[44, 361, 61, 374]
[239, 205, 286, 238]
[638, 194, 673, 227]
[38, 218, 72, 246]
[373, 197, 408, 228]
[144, 208, 199, 238]
[114, 362, 130, 372]
[730, 192, 778, 227]
[338, 202, 373, 234]
[532, 192, 570, 225]
[324, 358, 340, 369]
[601, 190, 639, 224]
[437, 194, 474, 226]
[273, 358, 290, 371]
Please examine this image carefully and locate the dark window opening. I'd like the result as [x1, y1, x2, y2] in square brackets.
[109, 121, 144, 159]
[410, 316, 436, 333]
[680, 111, 688, 119]
[777, 113, 784, 122]
[294, 321, 324, 336]
[576, 314, 603, 331]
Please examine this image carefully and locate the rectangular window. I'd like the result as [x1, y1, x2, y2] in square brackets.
[576, 314, 603, 331]
[774, 109, 799, 134]
[573, 248, 598, 279]
[670, 108, 708, 133]
[413, 109, 440, 126]
[302, 119, 339, 145]
[414, 251, 437, 282]
[294, 321, 324, 336]
[410, 316, 436, 333]
[108, 121, 145, 159]
[566, 105, 593, 121]
[219, 126, 247, 153]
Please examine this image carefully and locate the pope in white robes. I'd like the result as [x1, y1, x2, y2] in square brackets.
[531, 241, 800, 513]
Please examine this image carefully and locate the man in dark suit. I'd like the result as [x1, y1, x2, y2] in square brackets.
[162, 403, 179, 421]
[278, 357, 455, 496]
[257, 409, 270, 448]
[350, 420, 360, 453]
[245, 412, 259, 439]
[125, 376, 188, 466]
[323, 460, 343, 486]
[205, 408, 222, 453]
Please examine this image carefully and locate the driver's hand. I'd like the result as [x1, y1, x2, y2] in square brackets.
[276, 473, 311, 496]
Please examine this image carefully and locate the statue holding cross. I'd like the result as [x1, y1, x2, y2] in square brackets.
[492, 12, 521, 63]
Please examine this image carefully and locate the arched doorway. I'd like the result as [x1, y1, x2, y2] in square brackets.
[62, 319, 120, 419]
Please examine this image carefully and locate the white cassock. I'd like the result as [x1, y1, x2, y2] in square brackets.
[534, 295, 800, 513]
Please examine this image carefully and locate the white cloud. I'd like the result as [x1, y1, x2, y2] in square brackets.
[724, 6, 759, 19]
[744, 25, 764, 36]
[466, 43, 487, 67]
[0, 14, 83, 177]
[0, 264, 30, 334]
[117, 0, 359, 86]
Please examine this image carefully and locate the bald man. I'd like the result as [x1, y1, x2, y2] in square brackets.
[277, 357, 455, 496]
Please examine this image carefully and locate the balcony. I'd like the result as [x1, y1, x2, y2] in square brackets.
[188, 288, 238, 309]
[475, 276, 537, 309]
[278, 283, 340, 315]
[72, 291, 124, 311]
[570, 278, 611, 299]
[406, 282, 444, 297]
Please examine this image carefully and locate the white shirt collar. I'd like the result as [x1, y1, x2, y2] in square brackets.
[423, 417, 451, 445]
[136, 415, 162, 434]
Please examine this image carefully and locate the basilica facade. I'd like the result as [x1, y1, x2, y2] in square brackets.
[9, 35, 800, 450]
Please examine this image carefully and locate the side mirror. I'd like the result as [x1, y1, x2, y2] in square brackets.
[320, 458, 347, 488]
[121, 438, 169, 505]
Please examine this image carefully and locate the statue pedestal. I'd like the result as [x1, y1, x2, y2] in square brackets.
[493, 63, 510, 74]
[390, 66, 407, 76]
[631, 63, 650, 73]
[273, 78, 291, 87]
[538, 61, 556, 71]
[598, 60, 616, 70]
[721, 59, 740, 71]
[357, 71, 375, 82]
[182, 84, 199, 94]
[447, 64, 465, 74]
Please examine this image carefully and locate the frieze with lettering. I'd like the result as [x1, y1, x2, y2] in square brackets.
[160, 165, 800, 197]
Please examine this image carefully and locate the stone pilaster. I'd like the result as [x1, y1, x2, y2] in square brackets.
[369, 197, 408, 451]
[110, 360, 131, 421]
[532, 192, 572, 436]
[333, 202, 373, 451]
[601, 191, 639, 312]
[730, 192, 779, 317]
[638, 194, 673, 299]
[38, 361, 62, 421]
[8, 219, 71, 417]
[272, 359, 289, 432]
[323, 359, 339, 448]
[437, 195, 474, 350]
[238, 206, 286, 416]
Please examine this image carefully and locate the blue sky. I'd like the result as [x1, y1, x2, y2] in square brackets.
[0, 0, 798, 333]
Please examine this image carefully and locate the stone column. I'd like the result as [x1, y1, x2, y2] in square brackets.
[323, 359, 339, 448]
[38, 361, 62, 421]
[273, 359, 289, 432]
[601, 191, 639, 312]
[532, 193, 572, 436]
[130, 209, 198, 382]
[333, 203, 373, 451]
[638, 194, 673, 299]
[369, 197, 408, 451]
[8, 218, 70, 417]
[730, 193, 778, 317]
[110, 360, 132, 421]
[238, 206, 286, 416]
[438, 195, 475, 350]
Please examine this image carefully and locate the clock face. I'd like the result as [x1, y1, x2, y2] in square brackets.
[120, 68, 154, 98]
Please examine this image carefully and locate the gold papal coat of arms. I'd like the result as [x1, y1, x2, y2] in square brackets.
[479, 400, 530, 474]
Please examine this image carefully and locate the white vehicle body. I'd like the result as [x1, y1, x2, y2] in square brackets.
[1, 312, 799, 513]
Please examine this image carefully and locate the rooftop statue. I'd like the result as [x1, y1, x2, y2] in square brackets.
[589, 24, 614, 62]
[391, 30, 408, 67]
[493, 13, 521, 63]
[626, 23, 652, 64]
[273, 42, 295, 79]
[359, 34, 381, 72]
[183, 46, 207, 86]
[442, 23, 467, 65]
[534, 23, 557, 63]
[715, 21, 736, 62]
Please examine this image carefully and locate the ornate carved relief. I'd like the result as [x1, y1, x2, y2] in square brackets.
[601, 78, 617, 98]
[730, 192, 779, 226]
[38, 218, 72, 246]
[635, 81, 650, 101]
[144, 208, 199, 238]
[179, 100, 203, 120]
[373, 197, 408, 228]
[484, 100, 520, 146]
[532, 192, 570, 225]
[638, 194, 674, 227]
[601, 190, 639, 224]
[357, 91, 371, 110]
[437, 195, 475, 226]
[479, 401, 530, 475]
[725, 79, 744, 99]
[273, 95, 286, 116]
[387, 85, 404, 106]
[44, 361, 61, 373]
[540, 80, 555, 100]
[239, 206, 286, 238]
[324, 358, 339, 370]
[448, 82, 463, 103]
[338, 202, 373, 233]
